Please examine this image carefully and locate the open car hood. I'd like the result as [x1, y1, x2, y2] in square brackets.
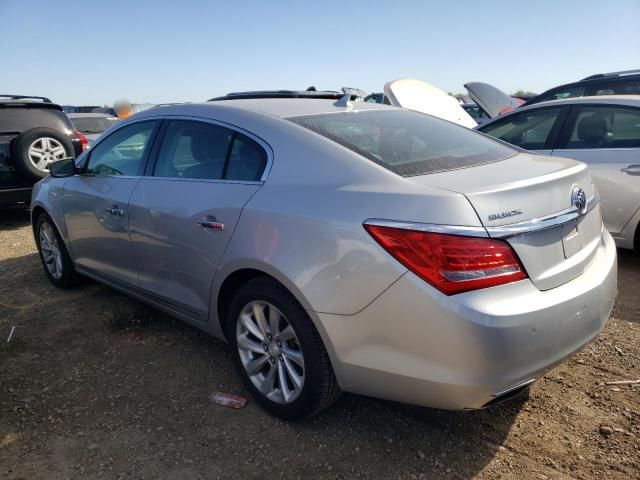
[464, 82, 522, 118]
[383, 78, 477, 128]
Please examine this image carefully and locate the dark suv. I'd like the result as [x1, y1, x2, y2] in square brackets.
[523, 69, 640, 106]
[0, 95, 85, 206]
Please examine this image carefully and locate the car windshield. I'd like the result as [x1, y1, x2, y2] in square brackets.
[289, 110, 515, 176]
[70, 117, 116, 134]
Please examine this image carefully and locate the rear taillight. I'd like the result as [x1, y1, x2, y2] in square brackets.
[364, 224, 527, 295]
[75, 131, 89, 151]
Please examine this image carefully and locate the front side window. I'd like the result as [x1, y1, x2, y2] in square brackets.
[480, 107, 562, 150]
[153, 120, 268, 181]
[290, 110, 515, 176]
[564, 106, 640, 149]
[85, 121, 156, 176]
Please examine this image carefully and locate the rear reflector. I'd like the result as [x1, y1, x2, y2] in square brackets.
[364, 224, 527, 295]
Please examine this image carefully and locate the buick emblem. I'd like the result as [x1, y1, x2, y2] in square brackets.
[571, 186, 587, 214]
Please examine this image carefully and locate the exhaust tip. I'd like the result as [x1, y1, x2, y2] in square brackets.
[481, 378, 536, 408]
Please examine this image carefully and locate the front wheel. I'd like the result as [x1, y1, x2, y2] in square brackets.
[35, 213, 78, 288]
[228, 277, 340, 420]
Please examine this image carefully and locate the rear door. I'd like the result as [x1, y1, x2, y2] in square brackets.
[478, 105, 570, 156]
[63, 120, 160, 285]
[128, 118, 268, 322]
[550, 104, 640, 236]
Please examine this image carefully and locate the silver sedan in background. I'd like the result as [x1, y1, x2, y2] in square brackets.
[31, 96, 617, 420]
[67, 112, 119, 146]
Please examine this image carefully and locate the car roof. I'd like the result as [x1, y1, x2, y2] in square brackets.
[523, 74, 640, 105]
[134, 98, 399, 120]
[67, 112, 117, 118]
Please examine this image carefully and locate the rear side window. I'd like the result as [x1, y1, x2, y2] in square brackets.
[289, 110, 515, 176]
[564, 106, 640, 149]
[592, 80, 640, 96]
[535, 86, 586, 104]
[154, 121, 232, 179]
[153, 120, 268, 181]
[480, 108, 562, 150]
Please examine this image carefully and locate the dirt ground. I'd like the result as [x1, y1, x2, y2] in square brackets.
[0, 209, 638, 480]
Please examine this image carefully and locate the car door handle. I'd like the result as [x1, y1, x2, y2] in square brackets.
[106, 206, 124, 216]
[198, 218, 224, 230]
[621, 165, 640, 176]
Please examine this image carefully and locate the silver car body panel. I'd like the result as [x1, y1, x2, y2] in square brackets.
[31, 98, 618, 410]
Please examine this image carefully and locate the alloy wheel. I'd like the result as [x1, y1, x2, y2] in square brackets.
[28, 137, 67, 172]
[236, 301, 305, 404]
[39, 222, 63, 280]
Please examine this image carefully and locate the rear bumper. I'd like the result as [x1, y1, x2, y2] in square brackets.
[315, 229, 617, 410]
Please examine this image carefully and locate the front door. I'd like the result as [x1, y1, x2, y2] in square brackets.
[128, 119, 268, 321]
[63, 120, 160, 285]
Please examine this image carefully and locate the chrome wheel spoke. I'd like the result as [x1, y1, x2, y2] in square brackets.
[240, 312, 263, 341]
[277, 361, 293, 402]
[283, 356, 303, 390]
[278, 325, 296, 342]
[253, 302, 269, 337]
[260, 363, 277, 395]
[245, 354, 269, 375]
[282, 347, 304, 368]
[39, 222, 63, 280]
[237, 334, 266, 355]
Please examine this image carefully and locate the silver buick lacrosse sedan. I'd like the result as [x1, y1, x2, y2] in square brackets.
[31, 92, 617, 420]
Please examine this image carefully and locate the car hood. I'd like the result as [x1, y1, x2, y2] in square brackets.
[383, 78, 477, 128]
[464, 82, 522, 118]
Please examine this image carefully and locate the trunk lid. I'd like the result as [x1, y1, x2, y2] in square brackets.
[410, 153, 603, 290]
[384, 78, 478, 128]
[464, 82, 522, 118]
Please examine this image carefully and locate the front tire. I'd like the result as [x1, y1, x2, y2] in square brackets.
[228, 277, 340, 420]
[35, 213, 77, 288]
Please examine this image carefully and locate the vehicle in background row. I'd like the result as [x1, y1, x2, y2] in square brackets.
[523, 69, 640, 107]
[383, 78, 478, 127]
[67, 113, 119, 146]
[461, 103, 491, 125]
[32, 94, 616, 420]
[477, 95, 640, 251]
[464, 82, 524, 118]
[0, 95, 85, 206]
[63, 105, 117, 116]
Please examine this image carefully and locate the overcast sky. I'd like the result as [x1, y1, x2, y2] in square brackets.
[1, 0, 639, 106]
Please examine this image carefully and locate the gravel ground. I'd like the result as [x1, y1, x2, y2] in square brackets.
[0, 209, 638, 479]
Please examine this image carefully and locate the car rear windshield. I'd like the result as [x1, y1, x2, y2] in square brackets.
[70, 117, 116, 134]
[289, 110, 516, 176]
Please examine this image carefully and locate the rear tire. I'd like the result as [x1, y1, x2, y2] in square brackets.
[35, 213, 78, 288]
[228, 277, 340, 420]
[12, 128, 74, 181]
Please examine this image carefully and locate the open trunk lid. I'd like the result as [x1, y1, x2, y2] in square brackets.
[464, 82, 522, 118]
[411, 153, 603, 290]
[384, 78, 478, 128]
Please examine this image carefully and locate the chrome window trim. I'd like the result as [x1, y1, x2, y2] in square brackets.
[363, 195, 598, 239]
[146, 114, 274, 182]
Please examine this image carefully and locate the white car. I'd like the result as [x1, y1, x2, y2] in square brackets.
[477, 95, 640, 251]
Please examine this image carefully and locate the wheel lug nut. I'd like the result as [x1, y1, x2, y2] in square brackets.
[262, 343, 268, 351]
[266, 334, 272, 341]
[269, 357, 275, 364]
[279, 354, 284, 362]
[277, 341, 282, 347]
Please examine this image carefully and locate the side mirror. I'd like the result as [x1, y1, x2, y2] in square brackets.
[49, 157, 77, 178]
